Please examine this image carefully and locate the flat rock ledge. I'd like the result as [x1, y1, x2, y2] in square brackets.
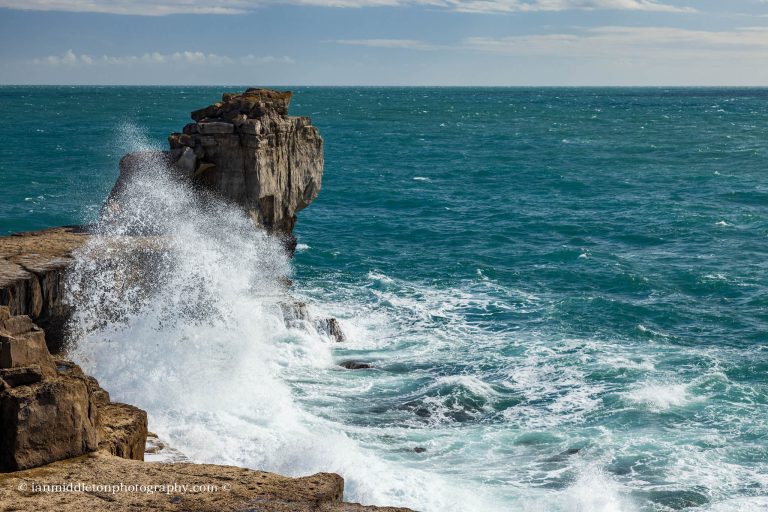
[0, 451, 413, 512]
[0, 226, 90, 353]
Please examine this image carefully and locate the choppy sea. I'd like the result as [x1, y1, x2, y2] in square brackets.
[1, 86, 767, 511]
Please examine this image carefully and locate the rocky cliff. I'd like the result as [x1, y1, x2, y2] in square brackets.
[0, 89, 411, 511]
[0, 306, 146, 471]
[1, 90, 325, 349]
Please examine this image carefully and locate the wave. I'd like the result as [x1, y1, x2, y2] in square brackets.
[64, 124, 497, 512]
[62, 122, 768, 512]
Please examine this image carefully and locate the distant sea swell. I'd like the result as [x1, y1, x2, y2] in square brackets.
[1, 86, 768, 511]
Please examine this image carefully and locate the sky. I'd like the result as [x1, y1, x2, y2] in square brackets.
[0, 0, 767, 85]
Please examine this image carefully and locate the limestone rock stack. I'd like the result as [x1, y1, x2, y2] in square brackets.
[174, 88, 323, 236]
[112, 88, 323, 246]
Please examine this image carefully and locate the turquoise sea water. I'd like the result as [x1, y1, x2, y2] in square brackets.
[1, 86, 767, 511]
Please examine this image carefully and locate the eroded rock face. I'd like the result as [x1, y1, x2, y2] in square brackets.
[0, 308, 99, 471]
[0, 307, 147, 471]
[279, 300, 346, 342]
[111, 88, 323, 243]
[177, 89, 323, 236]
[0, 370, 99, 471]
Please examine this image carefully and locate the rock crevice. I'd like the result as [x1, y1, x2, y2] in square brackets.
[0, 227, 89, 353]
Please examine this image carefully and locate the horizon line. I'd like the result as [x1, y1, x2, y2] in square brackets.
[2, 83, 768, 88]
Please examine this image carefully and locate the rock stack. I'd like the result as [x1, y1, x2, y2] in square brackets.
[112, 88, 323, 248]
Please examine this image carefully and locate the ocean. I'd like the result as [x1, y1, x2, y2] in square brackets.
[1, 86, 767, 511]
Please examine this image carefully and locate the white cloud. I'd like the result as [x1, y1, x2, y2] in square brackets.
[0, 0, 694, 15]
[242, 54, 296, 64]
[32, 50, 295, 66]
[0, 0, 248, 15]
[34, 49, 89, 65]
[446, 0, 693, 13]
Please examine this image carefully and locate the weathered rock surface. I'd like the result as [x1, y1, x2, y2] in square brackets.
[0, 451, 414, 512]
[111, 88, 324, 244]
[315, 317, 346, 343]
[0, 307, 146, 472]
[0, 226, 89, 353]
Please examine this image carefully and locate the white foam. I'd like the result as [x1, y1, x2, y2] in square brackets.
[65, 124, 494, 512]
[558, 467, 637, 512]
[519, 466, 637, 512]
[707, 497, 768, 511]
[636, 324, 670, 338]
[624, 383, 698, 411]
[63, 126, 759, 511]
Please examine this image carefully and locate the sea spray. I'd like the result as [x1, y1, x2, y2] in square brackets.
[64, 125, 496, 512]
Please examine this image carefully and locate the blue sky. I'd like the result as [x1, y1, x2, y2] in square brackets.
[0, 1, 766, 85]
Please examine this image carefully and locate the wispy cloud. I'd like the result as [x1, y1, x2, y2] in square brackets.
[32, 50, 294, 66]
[445, 0, 693, 14]
[0, 0, 694, 15]
[336, 26, 768, 60]
[462, 26, 768, 58]
[335, 39, 438, 49]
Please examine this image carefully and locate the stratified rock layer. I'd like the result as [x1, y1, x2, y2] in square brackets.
[112, 88, 323, 242]
[176, 89, 323, 236]
[0, 226, 89, 353]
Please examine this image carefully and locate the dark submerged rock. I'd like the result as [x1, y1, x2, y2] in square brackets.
[340, 361, 372, 370]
